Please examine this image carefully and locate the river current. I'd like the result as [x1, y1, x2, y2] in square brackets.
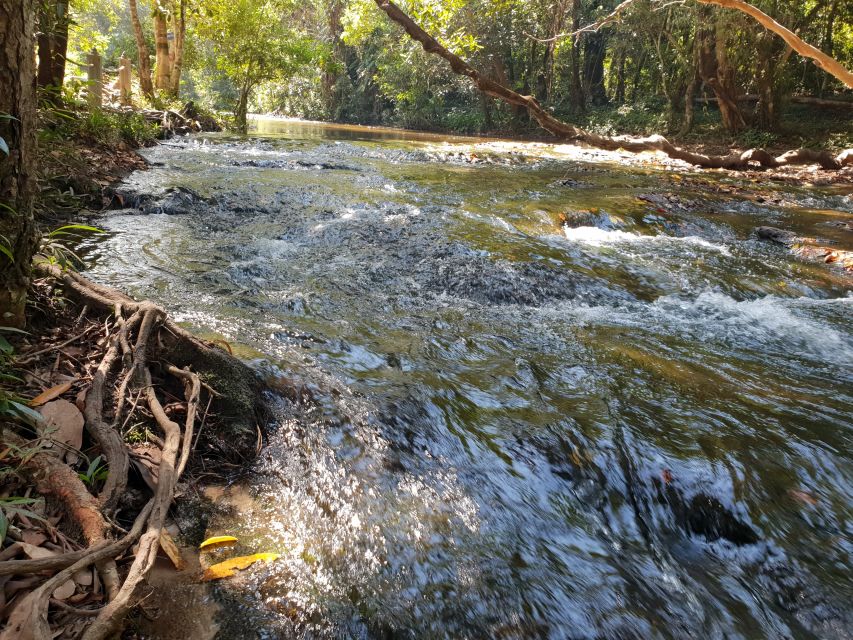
[82, 119, 852, 639]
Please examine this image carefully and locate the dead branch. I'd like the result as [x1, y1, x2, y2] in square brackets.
[372, 0, 853, 171]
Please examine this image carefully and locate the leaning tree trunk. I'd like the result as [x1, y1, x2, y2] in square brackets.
[153, 7, 171, 91]
[129, 0, 154, 98]
[371, 0, 853, 171]
[0, 0, 39, 329]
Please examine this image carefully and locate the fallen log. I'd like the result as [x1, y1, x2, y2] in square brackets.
[372, 0, 853, 171]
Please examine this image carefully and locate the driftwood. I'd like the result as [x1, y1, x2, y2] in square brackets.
[372, 0, 853, 171]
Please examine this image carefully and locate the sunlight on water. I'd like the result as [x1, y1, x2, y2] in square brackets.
[81, 119, 853, 639]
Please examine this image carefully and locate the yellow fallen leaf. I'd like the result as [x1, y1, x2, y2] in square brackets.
[29, 381, 74, 407]
[201, 553, 279, 581]
[159, 530, 187, 571]
[199, 535, 239, 551]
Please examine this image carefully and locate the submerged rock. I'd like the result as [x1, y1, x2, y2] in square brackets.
[755, 226, 853, 271]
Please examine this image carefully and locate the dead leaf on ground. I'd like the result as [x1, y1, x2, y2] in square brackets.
[28, 381, 74, 407]
[129, 443, 162, 492]
[72, 568, 93, 587]
[199, 535, 238, 551]
[200, 553, 280, 582]
[158, 530, 187, 571]
[19, 542, 56, 560]
[21, 530, 48, 547]
[52, 579, 76, 600]
[38, 399, 84, 465]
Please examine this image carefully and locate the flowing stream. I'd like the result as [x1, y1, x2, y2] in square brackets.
[81, 119, 852, 639]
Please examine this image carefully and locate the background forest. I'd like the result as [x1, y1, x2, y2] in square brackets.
[56, 0, 853, 147]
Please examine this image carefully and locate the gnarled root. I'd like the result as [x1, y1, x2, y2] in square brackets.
[0, 264, 267, 639]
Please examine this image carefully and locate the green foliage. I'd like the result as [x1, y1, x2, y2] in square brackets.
[0, 328, 44, 427]
[76, 110, 158, 147]
[37, 224, 104, 271]
[735, 128, 780, 149]
[78, 454, 109, 487]
[0, 497, 47, 542]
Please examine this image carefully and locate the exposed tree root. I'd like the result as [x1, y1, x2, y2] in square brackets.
[372, 0, 853, 172]
[0, 264, 268, 639]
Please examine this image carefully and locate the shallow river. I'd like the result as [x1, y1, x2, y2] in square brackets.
[83, 119, 852, 639]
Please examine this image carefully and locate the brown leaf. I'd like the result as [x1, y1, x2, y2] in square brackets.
[158, 530, 187, 571]
[38, 399, 84, 465]
[52, 579, 76, 600]
[200, 553, 280, 581]
[28, 381, 74, 407]
[21, 530, 48, 547]
[72, 568, 93, 587]
[75, 387, 88, 413]
[19, 542, 56, 560]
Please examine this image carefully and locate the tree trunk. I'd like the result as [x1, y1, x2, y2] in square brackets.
[0, 0, 39, 328]
[169, 0, 186, 96]
[129, 0, 154, 98]
[613, 48, 627, 104]
[322, 0, 345, 119]
[153, 7, 171, 91]
[582, 32, 608, 106]
[479, 92, 494, 132]
[235, 78, 251, 134]
[679, 39, 701, 137]
[697, 8, 745, 133]
[569, 0, 585, 113]
[36, 0, 69, 105]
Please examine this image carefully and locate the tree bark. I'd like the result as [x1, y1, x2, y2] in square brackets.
[371, 0, 852, 171]
[153, 7, 171, 91]
[696, 0, 853, 88]
[582, 32, 608, 106]
[0, 0, 39, 328]
[129, 0, 154, 98]
[169, 0, 185, 96]
[36, 0, 69, 105]
[696, 8, 745, 133]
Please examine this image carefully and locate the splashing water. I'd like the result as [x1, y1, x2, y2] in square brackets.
[81, 119, 853, 639]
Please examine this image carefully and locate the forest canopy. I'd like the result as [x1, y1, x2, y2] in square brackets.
[56, 0, 852, 145]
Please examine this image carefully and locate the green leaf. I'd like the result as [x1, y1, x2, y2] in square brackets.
[0, 334, 12, 355]
[86, 455, 103, 479]
[0, 137, 8, 156]
[9, 401, 45, 426]
[0, 243, 13, 262]
[0, 497, 40, 506]
[0, 508, 7, 542]
[48, 224, 104, 237]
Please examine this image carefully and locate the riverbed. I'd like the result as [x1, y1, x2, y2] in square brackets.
[81, 119, 852, 639]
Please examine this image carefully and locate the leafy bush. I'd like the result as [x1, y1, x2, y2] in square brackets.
[77, 110, 158, 147]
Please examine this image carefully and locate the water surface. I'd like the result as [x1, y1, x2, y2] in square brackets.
[84, 119, 852, 639]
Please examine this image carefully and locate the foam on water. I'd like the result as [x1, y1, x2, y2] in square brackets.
[563, 225, 732, 255]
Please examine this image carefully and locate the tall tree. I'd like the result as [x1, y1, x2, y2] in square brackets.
[153, 2, 171, 90]
[169, 0, 187, 95]
[129, 0, 154, 97]
[0, 0, 39, 328]
[36, 0, 70, 105]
